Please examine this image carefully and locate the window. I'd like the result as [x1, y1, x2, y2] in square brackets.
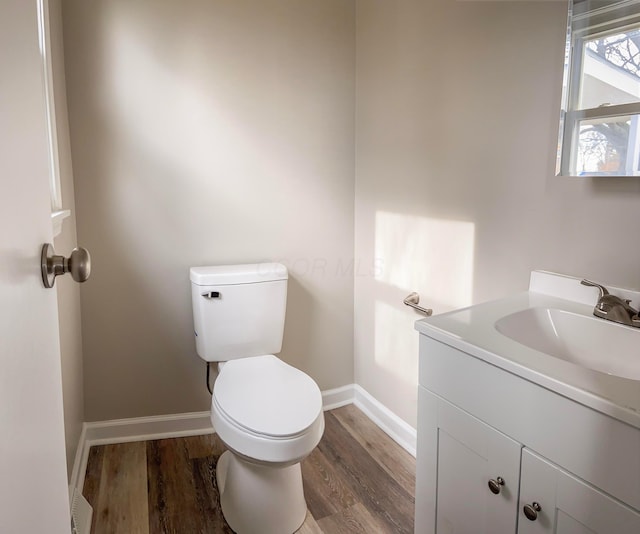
[558, 0, 640, 176]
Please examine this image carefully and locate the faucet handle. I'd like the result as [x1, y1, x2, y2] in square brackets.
[581, 279, 610, 299]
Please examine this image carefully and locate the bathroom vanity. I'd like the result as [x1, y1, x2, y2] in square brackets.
[414, 272, 640, 533]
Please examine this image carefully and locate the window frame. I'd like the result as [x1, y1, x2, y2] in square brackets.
[558, 0, 640, 176]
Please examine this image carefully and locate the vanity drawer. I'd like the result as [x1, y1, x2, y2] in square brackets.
[419, 334, 640, 510]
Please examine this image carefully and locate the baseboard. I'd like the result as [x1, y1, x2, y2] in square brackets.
[321, 384, 355, 410]
[69, 424, 88, 501]
[84, 410, 214, 447]
[70, 384, 417, 494]
[353, 384, 417, 457]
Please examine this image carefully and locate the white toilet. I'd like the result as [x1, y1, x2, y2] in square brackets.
[190, 263, 325, 534]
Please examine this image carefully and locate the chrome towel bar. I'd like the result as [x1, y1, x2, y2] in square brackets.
[403, 292, 433, 316]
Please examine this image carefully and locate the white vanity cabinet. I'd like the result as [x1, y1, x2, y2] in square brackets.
[418, 387, 521, 533]
[519, 449, 640, 534]
[415, 335, 640, 534]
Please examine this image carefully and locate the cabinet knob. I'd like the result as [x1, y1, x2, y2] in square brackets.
[487, 477, 505, 495]
[523, 502, 542, 521]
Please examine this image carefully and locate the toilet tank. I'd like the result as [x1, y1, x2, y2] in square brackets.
[190, 263, 288, 362]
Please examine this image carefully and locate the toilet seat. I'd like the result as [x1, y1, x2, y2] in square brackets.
[214, 354, 322, 438]
[211, 355, 324, 464]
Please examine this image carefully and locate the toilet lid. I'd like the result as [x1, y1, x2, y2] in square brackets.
[213, 355, 322, 438]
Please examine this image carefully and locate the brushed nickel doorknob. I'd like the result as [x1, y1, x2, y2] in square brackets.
[41, 243, 91, 288]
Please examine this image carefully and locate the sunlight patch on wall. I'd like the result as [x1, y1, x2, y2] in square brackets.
[374, 211, 475, 311]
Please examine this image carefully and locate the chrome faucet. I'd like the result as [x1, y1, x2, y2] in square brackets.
[581, 279, 640, 328]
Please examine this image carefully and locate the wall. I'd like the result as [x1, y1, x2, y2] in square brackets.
[62, 0, 356, 421]
[61, 0, 640, 431]
[354, 0, 640, 428]
[50, 0, 85, 479]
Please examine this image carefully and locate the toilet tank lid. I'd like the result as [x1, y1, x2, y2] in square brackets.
[190, 263, 288, 286]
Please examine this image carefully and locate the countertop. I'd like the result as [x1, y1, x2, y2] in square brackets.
[415, 290, 640, 430]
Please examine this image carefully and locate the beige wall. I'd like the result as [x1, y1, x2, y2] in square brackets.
[62, 0, 356, 420]
[50, 0, 84, 479]
[60, 0, 640, 431]
[354, 0, 640, 428]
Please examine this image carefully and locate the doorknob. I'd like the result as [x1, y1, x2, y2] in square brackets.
[41, 243, 91, 288]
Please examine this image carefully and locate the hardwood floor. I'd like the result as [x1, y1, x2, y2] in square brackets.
[83, 405, 415, 533]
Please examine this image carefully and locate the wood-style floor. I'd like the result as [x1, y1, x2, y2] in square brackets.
[82, 405, 415, 533]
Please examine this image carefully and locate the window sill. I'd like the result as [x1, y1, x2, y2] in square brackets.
[52, 209, 71, 237]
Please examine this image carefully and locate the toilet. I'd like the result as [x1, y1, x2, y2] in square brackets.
[190, 263, 324, 534]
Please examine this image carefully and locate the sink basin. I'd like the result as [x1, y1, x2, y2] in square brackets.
[495, 307, 640, 380]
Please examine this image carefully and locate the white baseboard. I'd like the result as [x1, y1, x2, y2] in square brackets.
[352, 384, 417, 457]
[321, 384, 355, 410]
[69, 424, 88, 501]
[70, 384, 417, 494]
[84, 410, 214, 447]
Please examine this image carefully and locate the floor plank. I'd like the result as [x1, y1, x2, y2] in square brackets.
[94, 442, 149, 534]
[147, 438, 209, 534]
[296, 510, 324, 534]
[332, 404, 416, 494]
[317, 502, 391, 534]
[191, 456, 234, 533]
[318, 411, 415, 533]
[301, 446, 358, 520]
[82, 445, 104, 534]
[83, 406, 415, 533]
[183, 433, 221, 460]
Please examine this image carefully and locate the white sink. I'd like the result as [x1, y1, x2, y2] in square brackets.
[495, 307, 640, 381]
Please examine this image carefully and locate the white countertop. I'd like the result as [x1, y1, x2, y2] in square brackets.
[415, 276, 640, 430]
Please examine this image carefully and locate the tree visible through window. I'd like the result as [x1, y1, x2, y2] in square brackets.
[588, 30, 640, 77]
[580, 30, 640, 172]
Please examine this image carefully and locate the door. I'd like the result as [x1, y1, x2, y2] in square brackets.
[416, 388, 522, 534]
[519, 449, 640, 534]
[0, 1, 71, 533]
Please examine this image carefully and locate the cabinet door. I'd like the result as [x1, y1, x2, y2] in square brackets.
[518, 449, 640, 534]
[416, 388, 522, 534]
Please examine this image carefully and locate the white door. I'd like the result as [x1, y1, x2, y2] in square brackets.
[519, 449, 640, 534]
[0, 1, 71, 533]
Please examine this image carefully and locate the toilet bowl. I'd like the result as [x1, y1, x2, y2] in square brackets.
[189, 263, 325, 533]
[211, 355, 324, 533]
[212, 355, 324, 465]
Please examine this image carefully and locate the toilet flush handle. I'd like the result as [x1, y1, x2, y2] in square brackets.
[202, 291, 221, 299]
